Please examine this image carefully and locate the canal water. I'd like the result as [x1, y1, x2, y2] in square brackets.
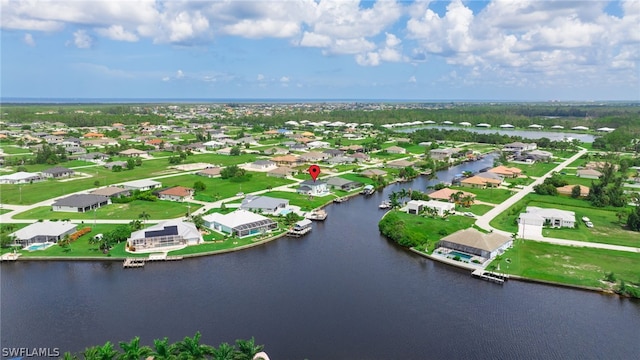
[397, 126, 597, 142]
[1, 156, 638, 359]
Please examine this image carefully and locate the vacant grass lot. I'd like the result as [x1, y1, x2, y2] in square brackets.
[339, 173, 375, 185]
[261, 191, 333, 211]
[463, 204, 494, 215]
[509, 161, 559, 177]
[13, 200, 201, 220]
[490, 194, 640, 247]
[450, 186, 515, 204]
[0, 145, 32, 154]
[489, 240, 640, 290]
[160, 172, 294, 200]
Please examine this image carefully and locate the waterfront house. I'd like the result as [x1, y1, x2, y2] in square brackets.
[430, 148, 459, 162]
[127, 220, 202, 250]
[52, 194, 110, 212]
[42, 166, 74, 179]
[386, 159, 416, 169]
[203, 209, 277, 238]
[360, 169, 388, 178]
[121, 179, 162, 191]
[157, 186, 194, 202]
[0, 171, 43, 184]
[297, 180, 329, 196]
[488, 166, 522, 178]
[240, 195, 289, 215]
[427, 188, 475, 202]
[460, 175, 501, 189]
[518, 206, 576, 228]
[438, 228, 512, 260]
[10, 221, 77, 248]
[406, 200, 455, 216]
[326, 177, 362, 191]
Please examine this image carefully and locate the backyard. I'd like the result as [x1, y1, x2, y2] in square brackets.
[509, 161, 560, 177]
[450, 186, 515, 204]
[260, 190, 334, 211]
[488, 240, 640, 291]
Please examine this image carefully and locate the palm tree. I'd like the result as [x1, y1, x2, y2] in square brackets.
[118, 336, 151, 360]
[461, 195, 475, 208]
[398, 188, 409, 205]
[151, 337, 175, 360]
[171, 332, 214, 359]
[139, 211, 150, 225]
[84, 342, 119, 360]
[233, 338, 263, 360]
[62, 352, 79, 360]
[129, 219, 143, 231]
[212, 343, 235, 360]
[388, 191, 400, 209]
[449, 191, 463, 206]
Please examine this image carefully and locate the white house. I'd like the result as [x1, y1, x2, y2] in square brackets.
[240, 195, 289, 215]
[503, 142, 537, 152]
[121, 179, 162, 191]
[297, 180, 329, 196]
[249, 160, 277, 171]
[518, 206, 576, 228]
[127, 220, 202, 250]
[406, 200, 455, 216]
[0, 171, 43, 184]
[10, 221, 77, 247]
[203, 209, 277, 238]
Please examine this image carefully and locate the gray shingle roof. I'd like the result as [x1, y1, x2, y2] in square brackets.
[53, 194, 108, 208]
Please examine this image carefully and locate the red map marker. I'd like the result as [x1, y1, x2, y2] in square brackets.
[308, 165, 321, 182]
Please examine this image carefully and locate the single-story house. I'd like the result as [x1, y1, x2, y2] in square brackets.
[157, 186, 194, 202]
[203, 209, 278, 238]
[127, 220, 202, 250]
[271, 155, 302, 167]
[267, 167, 298, 178]
[386, 160, 415, 169]
[386, 146, 407, 154]
[326, 155, 355, 165]
[42, 167, 75, 179]
[406, 200, 455, 216]
[438, 228, 512, 260]
[556, 184, 590, 198]
[10, 221, 78, 247]
[90, 186, 131, 198]
[518, 206, 576, 228]
[306, 141, 330, 149]
[78, 152, 109, 163]
[104, 161, 128, 170]
[262, 147, 289, 156]
[300, 151, 330, 162]
[240, 195, 289, 215]
[502, 142, 537, 152]
[326, 177, 362, 191]
[52, 194, 110, 212]
[121, 179, 162, 191]
[360, 169, 388, 178]
[430, 148, 460, 162]
[460, 176, 501, 188]
[249, 160, 277, 171]
[0, 171, 43, 184]
[427, 188, 475, 202]
[576, 169, 603, 179]
[488, 166, 522, 178]
[323, 149, 344, 157]
[119, 148, 147, 157]
[297, 180, 329, 196]
[203, 140, 225, 149]
[196, 167, 222, 178]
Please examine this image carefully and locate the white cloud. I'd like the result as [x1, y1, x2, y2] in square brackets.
[176, 70, 184, 79]
[23, 33, 35, 46]
[96, 25, 138, 42]
[224, 19, 299, 39]
[280, 76, 290, 83]
[256, 74, 265, 81]
[409, 76, 417, 83]
[72, 30, 92, 49]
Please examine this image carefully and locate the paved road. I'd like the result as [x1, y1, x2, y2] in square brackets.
[475, 148, 640, 253]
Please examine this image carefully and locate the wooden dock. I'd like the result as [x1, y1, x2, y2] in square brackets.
[471, 269, 509, 285]
[123, 255, 183, 268]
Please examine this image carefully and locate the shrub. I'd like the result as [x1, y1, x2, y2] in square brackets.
[69, 227, 92, 242]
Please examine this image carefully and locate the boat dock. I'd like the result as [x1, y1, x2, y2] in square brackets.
[123, 254, 184, 268]
[471, 269, 509, 285]
[287, 227, 312, 237]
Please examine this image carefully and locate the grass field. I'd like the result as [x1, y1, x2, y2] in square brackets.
[168, 229, 287, 255]
[12, 200, 201, 220]
[489, 194, 640, 247]
[450, 186, 515, 204]
[160, 172, 295, 200]
[488, 240, 640, 290]
[261, 190, 334, 211]
[464, 204, 494, 215]
[339, 172, 375, 185]
[0, 146, 32, 155]
[509, 161, 560, 177]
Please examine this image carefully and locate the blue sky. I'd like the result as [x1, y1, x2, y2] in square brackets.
[1, 0, 639, 101]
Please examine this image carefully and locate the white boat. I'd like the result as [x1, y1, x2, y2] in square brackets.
[306, 209, 327, 221]
[379, 201, 391, 209]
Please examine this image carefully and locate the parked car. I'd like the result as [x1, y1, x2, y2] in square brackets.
[582, 216, 591, 222]
[585, 221, 594, 228]
[463, 212, 475, 217]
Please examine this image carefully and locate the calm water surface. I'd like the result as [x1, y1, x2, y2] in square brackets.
[399, 126, 596, 142]
[2, 157, 638, 359]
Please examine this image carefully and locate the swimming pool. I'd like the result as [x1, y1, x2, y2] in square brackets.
[280, 209, 292, 215]
[449, 251, 473, 260]
[25, 242, 53, 251]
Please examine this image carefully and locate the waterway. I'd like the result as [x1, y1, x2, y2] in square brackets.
[2, 156, 638, 359]
[397, 126, 597, 142]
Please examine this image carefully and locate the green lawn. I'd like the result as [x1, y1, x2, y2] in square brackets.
[549, 149, 581, 159]
[160, 172, 295, 200]
[372, 152, 409, 160]
[450, 186, 515, 204]
[186, 153, 257, 166]
[261, 191, 334, 211]
[463, 204, 494, 215]
[509, 161, 559, 177]
[490, 194, 640, 247]
[0, 146, 32, 154]
[168, 229, 287, 256]
[12, 200, 201, 220]
[488, 240, 640, 290]
[338, 172, 375, 185]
